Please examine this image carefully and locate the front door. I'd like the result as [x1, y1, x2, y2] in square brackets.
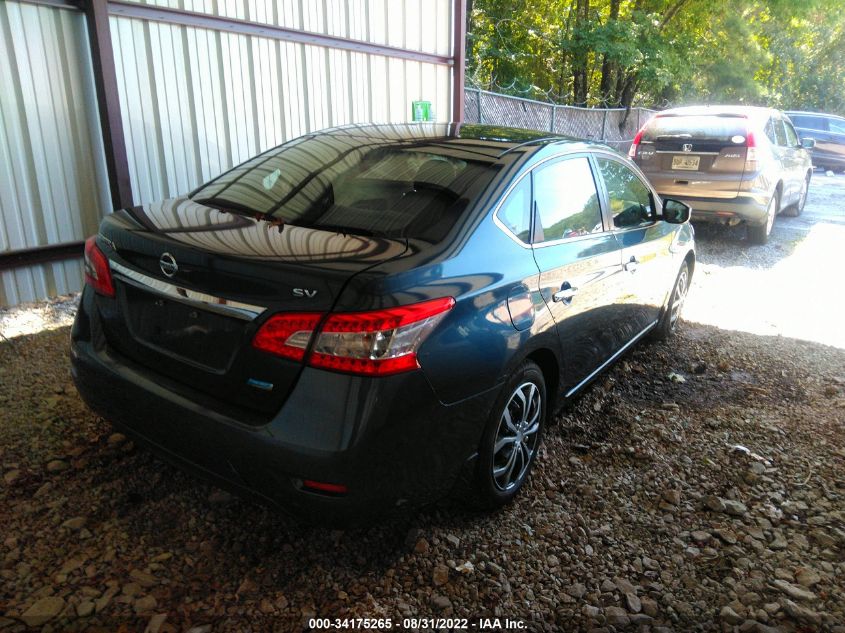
[594, 155, 675, 336]
[529, 155, 624, 395]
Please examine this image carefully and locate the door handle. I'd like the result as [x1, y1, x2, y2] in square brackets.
[625, 256, 639, 273]
[553, 282, 578, 303]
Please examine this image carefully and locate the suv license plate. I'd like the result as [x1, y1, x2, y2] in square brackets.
[672, 155, 700, 170]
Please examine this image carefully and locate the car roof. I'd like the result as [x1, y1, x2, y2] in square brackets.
[315, 122, 602, 160]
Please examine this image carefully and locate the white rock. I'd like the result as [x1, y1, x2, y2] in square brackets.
[771, 579, 817, 602]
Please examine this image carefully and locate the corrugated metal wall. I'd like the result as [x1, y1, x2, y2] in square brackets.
[1, 0, 455, 307]
[0, 2, 112, 306]
[111, 0, 452, 206]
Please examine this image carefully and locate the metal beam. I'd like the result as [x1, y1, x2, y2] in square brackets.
[108, 1, 454, 67]
[82, 0, 134, 210]
[451, 0, 467, 122]
[0, 242, 84, 272]
[13, 0, 80, 10]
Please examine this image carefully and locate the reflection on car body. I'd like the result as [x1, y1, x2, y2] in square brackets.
[71, 123, 695, 523]
[785, 110, 845, 173]
[630, 105, 814, 244]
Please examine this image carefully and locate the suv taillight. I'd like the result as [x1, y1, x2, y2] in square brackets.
[745, 129, 758, 169]
[252, 297, 455, 376]
[628, 128, 644, 158]
[83, 236, 115, 297]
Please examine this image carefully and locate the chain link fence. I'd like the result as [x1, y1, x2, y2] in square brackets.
[464, 87, 658, 153]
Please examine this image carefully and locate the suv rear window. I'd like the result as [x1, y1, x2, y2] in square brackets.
[643, 115, 749, 143]
[191, 134, 500, 242]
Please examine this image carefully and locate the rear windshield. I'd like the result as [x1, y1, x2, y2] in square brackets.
[191, 131, 500, 242]
[643, 115, 749, 143]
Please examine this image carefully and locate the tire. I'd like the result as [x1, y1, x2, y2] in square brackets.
[651, 260, 691, 341]
[783, 174, 810, 217]
[469, 361, 546, 510]
[747, 191, 779, 245]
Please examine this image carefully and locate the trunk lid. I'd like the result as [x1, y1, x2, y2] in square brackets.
[634, 113, 751, 200]
[96, 197, 408, 420]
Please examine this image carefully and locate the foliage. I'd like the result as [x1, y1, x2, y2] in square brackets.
[466, 0, 845, 114]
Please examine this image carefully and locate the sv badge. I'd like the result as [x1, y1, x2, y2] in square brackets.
[293, 288, 318, 298]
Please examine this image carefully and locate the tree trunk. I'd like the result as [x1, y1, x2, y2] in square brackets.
[620, 73, 638, 108]
[571, 0, 590, 106]
[465, 0, 474, 44]
[597, 0, 620, 106]
[613, 72, 625, 106]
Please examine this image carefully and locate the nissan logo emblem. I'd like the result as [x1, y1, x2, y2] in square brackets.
[682, 143, 693, 153]
[159, 252, 178, 278]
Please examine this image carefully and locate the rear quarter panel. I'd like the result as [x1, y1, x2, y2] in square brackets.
[336, 216, 558, 405]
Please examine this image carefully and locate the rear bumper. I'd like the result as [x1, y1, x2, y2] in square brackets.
[661, 193, 770, 226]
[70, 289, 496, 524]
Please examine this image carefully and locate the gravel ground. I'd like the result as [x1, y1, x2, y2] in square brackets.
[1, 173, 844, 633]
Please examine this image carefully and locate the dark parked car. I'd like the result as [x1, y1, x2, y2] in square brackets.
[72, 124, 695, 523]
[630, 106, 814, 244]
[785, 110, 845, 172]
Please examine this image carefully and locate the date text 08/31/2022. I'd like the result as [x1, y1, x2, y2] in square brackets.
[308, 617, 527, 630]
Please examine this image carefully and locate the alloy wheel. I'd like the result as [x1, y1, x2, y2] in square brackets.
[798, 177, 809, 212]
[669, 267, 689, 330]
[492, 381, 542, 491]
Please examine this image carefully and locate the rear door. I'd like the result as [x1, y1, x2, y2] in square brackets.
[594, 155, 674, 335]
[781, 118, 808, 203]
[633, 113, 750, 200]
[529, 155, 624, 394]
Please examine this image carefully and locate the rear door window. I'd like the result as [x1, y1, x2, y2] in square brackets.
[829, 119, 845, 134]
[533, 157, 603, 242]
[596, 158, 655, 229]
[790, 115, 826, 131]
[497, 178, 532, 243]
[773, 119, 788, 146]
[784, 122, 799, 147]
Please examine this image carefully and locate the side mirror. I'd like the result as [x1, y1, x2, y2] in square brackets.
[662, 198, 691, 224]
[801, 137, 816, 149]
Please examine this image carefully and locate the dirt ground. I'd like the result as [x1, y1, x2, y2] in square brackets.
[1, 172, 844, 633]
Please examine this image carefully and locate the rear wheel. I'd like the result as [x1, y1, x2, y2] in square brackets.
[783, 174, 810, 217]
[470, 361, 545, 510]
[651, 261, 690, 341]
[748, 191, 779, 245]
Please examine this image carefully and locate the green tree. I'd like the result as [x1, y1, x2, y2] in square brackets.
[466, 0, 845, 115]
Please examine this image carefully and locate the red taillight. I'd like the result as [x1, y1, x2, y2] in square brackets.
[302, 479, 348, 495]
[251, 312, 323, 360]
[745, 129, 758, 167]
[310, 297, 455, 376]
[251, 297, 455, 376]
[83, 236, 115, 297]
[628, 128, 644, 158]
